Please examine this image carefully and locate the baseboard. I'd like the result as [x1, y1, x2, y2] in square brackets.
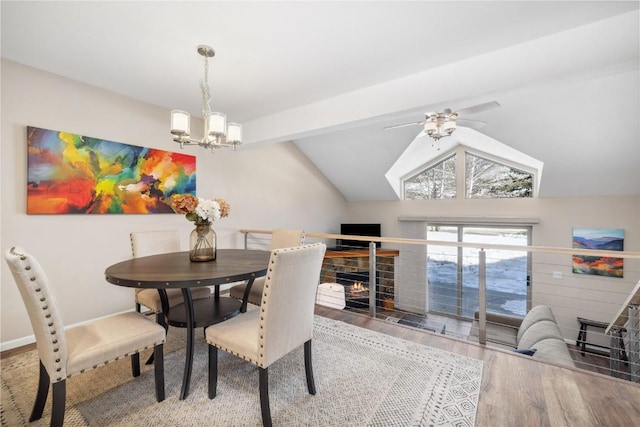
[0, 334, 36, 352]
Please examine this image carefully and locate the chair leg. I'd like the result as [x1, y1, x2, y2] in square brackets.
[51, 380, 66, 427]
[29, 361, 49, 422]
[259, 367, 272, 427]
[154, 344, 165, 402]
[304, 340, 316, 395]
[146, 312, 168, 365]
[131, 352, 141, 377]
[208, 345, 218, 399]
[157, 311, 168, 331]
[135, 302, 142, 313]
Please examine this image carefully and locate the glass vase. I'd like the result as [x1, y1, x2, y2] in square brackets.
[189, 221, 216, 262]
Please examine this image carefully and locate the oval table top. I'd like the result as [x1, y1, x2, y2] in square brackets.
[105, 249, 270, 289]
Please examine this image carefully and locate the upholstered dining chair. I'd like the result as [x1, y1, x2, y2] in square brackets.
[130, 230, 211, 329]
[229, 229, 305, 306]
[205, 242, 326, 427]
[4, 247, 166, 427]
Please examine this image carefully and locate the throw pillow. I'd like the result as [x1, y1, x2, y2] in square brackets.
[514, 348, 537, 356]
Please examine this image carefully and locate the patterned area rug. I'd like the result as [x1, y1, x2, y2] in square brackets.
[1, 316, 482, 426]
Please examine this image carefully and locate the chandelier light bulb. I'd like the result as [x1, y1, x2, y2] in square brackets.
[227, 123, 243, 144]
[171, 110, 191, 136]
[208, 112, 227, 136]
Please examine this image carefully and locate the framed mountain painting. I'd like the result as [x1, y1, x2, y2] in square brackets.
[572, 227, 624, 278]
[27, 126, 196, 214]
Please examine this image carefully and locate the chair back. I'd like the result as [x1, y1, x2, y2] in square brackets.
[130, 231, 181, 299]
[269, 229, 305, 250]
[130, 230, 181, 258]
[260, 243, 326, 367]
[4, 247, 69, 381]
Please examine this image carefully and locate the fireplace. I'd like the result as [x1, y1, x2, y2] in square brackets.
[336, 271, 381, 309]
[320, 249, 398, 311]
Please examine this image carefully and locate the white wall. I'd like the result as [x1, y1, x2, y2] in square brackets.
[346, 196, 640, 341]
[0, 60, 348, 347]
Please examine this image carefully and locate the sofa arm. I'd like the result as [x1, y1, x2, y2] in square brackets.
[471, 311, 521, 348]
[474, 311, 524, 329]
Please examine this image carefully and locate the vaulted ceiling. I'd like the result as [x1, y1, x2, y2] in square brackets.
[2, 1, 639, 201]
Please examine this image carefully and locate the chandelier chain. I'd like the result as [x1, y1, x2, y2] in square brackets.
[201, 55, 211, 121]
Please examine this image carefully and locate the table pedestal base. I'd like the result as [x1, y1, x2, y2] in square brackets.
[168, 294, 243, 400]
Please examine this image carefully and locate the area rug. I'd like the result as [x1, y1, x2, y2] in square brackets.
[1, 316, 483, 426]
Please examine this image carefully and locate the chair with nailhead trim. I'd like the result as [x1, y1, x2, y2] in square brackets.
[229, 229, 305, 306]
[4, 247, 166, 427]
[130, 230, 211, 329]
[205, 242, 326, 427]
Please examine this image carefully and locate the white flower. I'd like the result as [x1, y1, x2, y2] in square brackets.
[195, 198, 221, 223]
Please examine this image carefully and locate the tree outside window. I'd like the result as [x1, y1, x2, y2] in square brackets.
[404, 154, 456, 199]
[465, 153, 532, 199]
[403, 149, 533, 200]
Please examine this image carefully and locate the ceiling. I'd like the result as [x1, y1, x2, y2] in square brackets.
[2, 1, 639, 201]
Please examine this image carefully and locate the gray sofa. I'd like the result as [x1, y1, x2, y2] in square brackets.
[470, 305, 575, 367]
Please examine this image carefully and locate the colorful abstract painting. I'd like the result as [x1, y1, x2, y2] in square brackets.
[27, 126, 196, 214]
[572, 227, 624, 278]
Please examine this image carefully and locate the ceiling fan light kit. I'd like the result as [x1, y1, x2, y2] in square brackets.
[170, 45, 242, 152]
[424, 110, 458, 141]
[385, 101, 500, 147]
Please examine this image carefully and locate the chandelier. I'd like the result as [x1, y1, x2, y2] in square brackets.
[170, 45, 242, 151]
[423, 109, 457, 141]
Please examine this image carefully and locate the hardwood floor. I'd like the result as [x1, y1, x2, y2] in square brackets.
[4, 306, 639, 426]
[314, 305, 640, 427]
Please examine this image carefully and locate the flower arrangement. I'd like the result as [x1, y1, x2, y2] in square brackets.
[169, 194, 230, 224]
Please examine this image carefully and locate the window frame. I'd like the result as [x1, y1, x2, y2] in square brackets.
[402, 145, 538, 200]
[426, 222, 533, 319]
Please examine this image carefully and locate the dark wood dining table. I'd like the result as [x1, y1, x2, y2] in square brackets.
[104, 249, 270, 400]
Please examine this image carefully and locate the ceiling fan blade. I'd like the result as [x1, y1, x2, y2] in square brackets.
[457, 118, 486, 129]
[456, 101, 500, 116]
[383, 121, 423, 130]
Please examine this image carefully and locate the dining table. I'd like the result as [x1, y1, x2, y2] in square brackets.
[104, 248, 270, 400]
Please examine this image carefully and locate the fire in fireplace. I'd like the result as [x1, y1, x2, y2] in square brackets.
[348, 281, 368, 298]
[336, 271, 381, 309]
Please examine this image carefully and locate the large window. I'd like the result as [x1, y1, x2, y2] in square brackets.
[404, 147, 534, 200]
[427, 224, 531, 318]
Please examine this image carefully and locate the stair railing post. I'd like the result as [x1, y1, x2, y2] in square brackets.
[628, 304, 640, 383]
[478, 249, 487, 345]
[369, 242, 377, 318]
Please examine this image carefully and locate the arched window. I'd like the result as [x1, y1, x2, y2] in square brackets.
[403, 147, 535, 200]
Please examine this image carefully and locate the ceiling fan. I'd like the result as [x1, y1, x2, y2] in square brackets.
[384, 101, 501, 145]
